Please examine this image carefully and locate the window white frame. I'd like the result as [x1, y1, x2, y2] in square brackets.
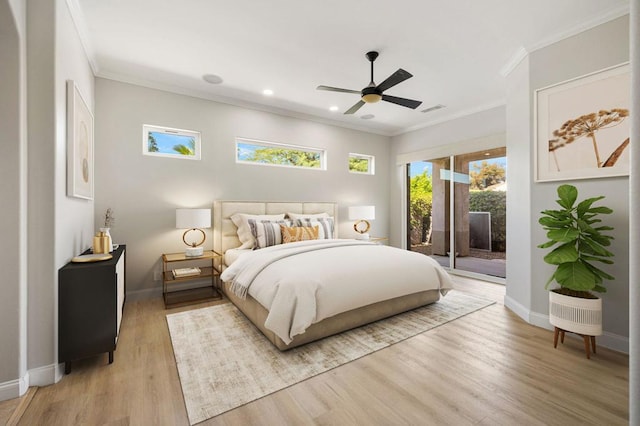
[143, 124, 201, 160]
[235, 137, 326, 171]
[349, 153, 375, 175]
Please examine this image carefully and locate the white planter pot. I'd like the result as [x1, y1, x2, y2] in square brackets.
[549, 291, 602, 336]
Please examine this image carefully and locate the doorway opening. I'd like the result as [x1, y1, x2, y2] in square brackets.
[407, 147, 506, 280]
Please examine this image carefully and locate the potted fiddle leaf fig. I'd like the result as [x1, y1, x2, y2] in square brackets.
[538, 184, 614, 343]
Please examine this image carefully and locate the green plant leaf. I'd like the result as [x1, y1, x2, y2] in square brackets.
[557, 185, 578, 209]
[583, 260, 615, 281]
[588, 206, 613, 214]
[537, 240, 557, 249]
[581, 238, 614, 256]
[555, 261, 596, 291]
[539, 184, 615, 294]
[540, 209, 570, 219]
[547, 228, 579, 242]
[581, 254, 614, 264]
[576, 196, 605, 217]
[543, 243, 578, 265]
[587, 233, 613, 247]
[539, 217, 571, 228]
[594, 284, 607, 293]
[576, 219, 597, 233]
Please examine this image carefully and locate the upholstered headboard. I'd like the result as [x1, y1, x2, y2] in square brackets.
[213, 200, 339, 257]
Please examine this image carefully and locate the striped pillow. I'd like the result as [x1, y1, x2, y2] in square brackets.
[248, 219, 292, 249]
[295, 217, 335, 239]
[280, 225, 319, 243]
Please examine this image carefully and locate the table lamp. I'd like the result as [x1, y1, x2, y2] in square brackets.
[176, 208, 211, 257]
[348, 205, 375, 240]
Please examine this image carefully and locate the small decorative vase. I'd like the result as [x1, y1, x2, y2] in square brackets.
[100, 227, 113, 253]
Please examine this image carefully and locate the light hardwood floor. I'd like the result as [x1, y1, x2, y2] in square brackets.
[4, 277, 629, 425]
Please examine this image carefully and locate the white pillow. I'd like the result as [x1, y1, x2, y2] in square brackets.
[231, 213, 285, 249]
[287, 212, 330, 220]
[295, 217, 335, 239]
[248, 219, 293, 249]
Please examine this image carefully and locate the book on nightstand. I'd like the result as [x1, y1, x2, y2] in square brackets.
[172, 267, 201, 278]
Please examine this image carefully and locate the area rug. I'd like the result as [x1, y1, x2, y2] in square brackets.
[166, 290, 494, 424]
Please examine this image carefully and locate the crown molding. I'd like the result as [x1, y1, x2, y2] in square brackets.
[65, 0, 99, 74]
[526, 5, 629, 53]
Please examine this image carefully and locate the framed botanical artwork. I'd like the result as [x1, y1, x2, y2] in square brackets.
[67, 80, 94, 199]
[535, 63, 630, 182]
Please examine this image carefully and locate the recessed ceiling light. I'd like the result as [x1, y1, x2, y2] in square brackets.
[263, 89, 274, 96]
[202, 74, 223, 84]
[329, 106, 339, 112]
[360, 114, 375, 120]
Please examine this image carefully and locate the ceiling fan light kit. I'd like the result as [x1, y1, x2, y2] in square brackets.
[317, 51, 422, 115]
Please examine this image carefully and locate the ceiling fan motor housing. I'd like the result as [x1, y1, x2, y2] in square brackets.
[361, 86, 382, 103]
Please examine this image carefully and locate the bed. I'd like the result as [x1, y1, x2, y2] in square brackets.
[213, 200, 453, 350]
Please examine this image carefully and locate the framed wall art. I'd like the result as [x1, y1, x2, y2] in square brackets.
[67, 80, 94, 199]
[535, 63, 630, 182]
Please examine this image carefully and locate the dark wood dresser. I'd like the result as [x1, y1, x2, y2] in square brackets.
[58, 245, 126, 374]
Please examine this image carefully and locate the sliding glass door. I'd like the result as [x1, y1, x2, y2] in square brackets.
[408, 147, 506, 280]
[408, 156, 451, 269]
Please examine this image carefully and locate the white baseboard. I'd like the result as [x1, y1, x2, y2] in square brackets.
[28, 363, 63, 387]
[0, 372, 28, 402]
[503, 294, 531, 322]
[503, 295, 629, 354]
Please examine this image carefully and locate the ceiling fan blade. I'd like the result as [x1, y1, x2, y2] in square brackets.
[382, 94, 422, 109]
[376, 69, 413, 92]
[317, 85, 361, 94]
[344, 100, 365, 114]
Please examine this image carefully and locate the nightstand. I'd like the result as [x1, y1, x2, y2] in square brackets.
[162, 250, 222, 308]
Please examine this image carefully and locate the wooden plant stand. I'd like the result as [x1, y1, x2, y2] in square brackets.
[553, 326, 596, 359]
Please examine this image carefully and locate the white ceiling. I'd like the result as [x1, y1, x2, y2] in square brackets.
[73, 0, 629, 136]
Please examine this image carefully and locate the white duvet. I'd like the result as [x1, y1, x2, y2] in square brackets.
[220, 239, 454, 344]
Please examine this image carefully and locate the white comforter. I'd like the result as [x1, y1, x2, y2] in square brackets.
[220, 239, 453, 344]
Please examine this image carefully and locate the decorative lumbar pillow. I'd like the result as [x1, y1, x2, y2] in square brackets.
[280, 225, 319, 243]
[231, 213, 285, 249]
[295, 217, 335, 239]
[248, 219, 292, 249]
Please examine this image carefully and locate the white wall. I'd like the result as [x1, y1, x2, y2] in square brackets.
[94, 78, 390, 299]
[506, 16, 630, 351]
[503, 55, 532, 319]
[0, 0, 25, 398]
[629, 1, 639, 421]
[26, 0, 95, 386]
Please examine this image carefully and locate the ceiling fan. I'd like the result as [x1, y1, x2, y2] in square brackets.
[317, 51, 422, 115]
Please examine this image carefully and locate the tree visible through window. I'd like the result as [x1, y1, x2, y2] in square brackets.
[143, 125, 201, 160]
[236, 138, 325, 170]
[348, 153, 374, 174]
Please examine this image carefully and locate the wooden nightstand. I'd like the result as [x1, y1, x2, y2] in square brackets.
[162, 250, 222, 308]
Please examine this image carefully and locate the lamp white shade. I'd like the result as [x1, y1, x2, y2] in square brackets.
[348, 205, 375, 220]
[176, 208, 211, 229]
